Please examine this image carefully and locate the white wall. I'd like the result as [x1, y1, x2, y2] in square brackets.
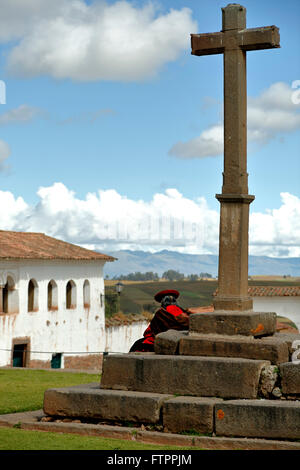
[105, 321, 148, 353]
[253, 297, 300, 332]
[0, 259, 107, 367]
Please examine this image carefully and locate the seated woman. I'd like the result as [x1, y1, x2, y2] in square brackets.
[129, 289, 192, 352]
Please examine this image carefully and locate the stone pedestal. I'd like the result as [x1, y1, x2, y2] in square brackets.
[42, 338, 300, 441]
[42, 323, 300, 441]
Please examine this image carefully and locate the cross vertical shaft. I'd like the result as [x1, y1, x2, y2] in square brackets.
[216, 4, 254, 311]
[222, 6, 247, 195]
[191, 4, 280, 311]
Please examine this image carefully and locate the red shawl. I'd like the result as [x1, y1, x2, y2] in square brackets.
[129, 304, 190, 352]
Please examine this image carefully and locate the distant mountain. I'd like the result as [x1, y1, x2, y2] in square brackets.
[103, 249, 300, 278]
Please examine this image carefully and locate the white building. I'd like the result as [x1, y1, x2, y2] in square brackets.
[249, 286, 300, 333]
[0, 230, 115, 369]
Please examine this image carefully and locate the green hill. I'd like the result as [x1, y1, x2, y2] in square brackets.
[106, 278, 300, 316]
[106, 280, 218, 315]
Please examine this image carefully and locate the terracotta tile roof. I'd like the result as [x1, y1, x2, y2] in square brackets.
[0, 230, 116, 261]
[248, 286, 300, 297]
[214, 286, 300, 297]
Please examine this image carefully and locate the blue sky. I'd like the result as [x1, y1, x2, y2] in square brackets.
[0, 0, 299, 257]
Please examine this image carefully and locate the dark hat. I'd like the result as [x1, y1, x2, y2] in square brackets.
[154, 289, 180, 303]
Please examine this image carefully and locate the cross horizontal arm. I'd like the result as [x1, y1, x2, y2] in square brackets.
[191, 25, 280, 56]
[191, 32, 224, 56]
[238, 25, 280, 51]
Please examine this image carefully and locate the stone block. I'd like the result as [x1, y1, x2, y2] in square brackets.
[189, 311, 276, 337]
[154, 330, 188, 355]
[100, 354, 270, 399]
[215, 399, 300, 440]
[162, 396, 222, 434]
[274, 333, 300, 358]
[178, 334, 289, 364]
[43, 383, 172, 423]
[279, 362, 300, 395]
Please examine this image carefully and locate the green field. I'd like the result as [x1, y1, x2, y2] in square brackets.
[114, 280, 218, 314]
[107, 278, 300, 315]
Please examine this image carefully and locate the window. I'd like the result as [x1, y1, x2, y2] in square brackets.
[48, 280, 58, 310]
[66, 280, 76, 309]
[83, 280, 90, 308]
[2, 275, 19, 314]
[2, 282, 8, 313]
[28, 279, 38, 312]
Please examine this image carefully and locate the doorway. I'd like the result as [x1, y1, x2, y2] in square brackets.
[51, 353, 62, 369]
[12, 344, 27, 367]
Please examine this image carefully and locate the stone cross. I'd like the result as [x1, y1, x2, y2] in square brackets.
[191, 4, 280, 312]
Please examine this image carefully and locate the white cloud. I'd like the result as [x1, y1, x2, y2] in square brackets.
[250, 192, 300, 258]
[0, 140, 11, 170]
[170, 82, 300, 158]
[15, 183, 218, 254]
[59, 108, 115, 125]
[0, 0, 63, 42]
[0, 182, 299, 257]
[0, 104, 44, 125]
[0, 190, 28, 227]
[169, 124, 223, 158]
[249, 81, 299, 111]
[3, 0, 197, 81]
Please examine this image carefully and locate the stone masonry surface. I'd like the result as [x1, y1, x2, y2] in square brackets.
[41, 383, 300, 442]
[43, 383, 172, 424]
[178, 334, 289, 364]
[189, 312, 277, 336]
[215, 399, 300, 439]
[162, 396, 223, 434]
[279, 363, 300, 395]
[100, 354, 270, 399]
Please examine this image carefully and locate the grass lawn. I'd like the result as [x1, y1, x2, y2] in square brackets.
[0, 368, 205, 450]
[0, 368, 100, 415]
[0, 427, 203, 451]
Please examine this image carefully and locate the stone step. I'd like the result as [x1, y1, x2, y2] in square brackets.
[100, 354, 270, 399]
[189, 311, 276, 336]
[155, 330, 289, 364]
[162, 396, 223, 434]
[215, 399, 300, 440]
[163, 397, 300, 439]
[43, 383, 173, 424]
[42, 383, 300, 440]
